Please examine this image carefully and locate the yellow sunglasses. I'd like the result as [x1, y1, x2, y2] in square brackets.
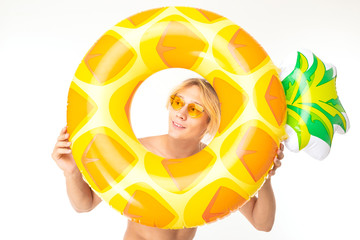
[170, 95, 205, 118]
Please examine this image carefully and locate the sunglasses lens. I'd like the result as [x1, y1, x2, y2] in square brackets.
[188, 103, 204, 118]
[170, 95, 184, 110]
[170, 95, 204, 118]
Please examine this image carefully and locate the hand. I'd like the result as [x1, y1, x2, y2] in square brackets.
[51, 126, 78, 174]
[268, 143, 284, 177]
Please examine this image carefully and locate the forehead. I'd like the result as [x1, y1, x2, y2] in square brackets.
[176, 85, 203, 105]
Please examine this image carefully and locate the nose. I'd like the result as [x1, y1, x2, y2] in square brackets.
[176, 106, 188, 120]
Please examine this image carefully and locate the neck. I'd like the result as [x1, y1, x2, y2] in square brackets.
[164, 134, 202, 159]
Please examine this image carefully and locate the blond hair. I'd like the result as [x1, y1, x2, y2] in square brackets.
[166, 78, 221, 142]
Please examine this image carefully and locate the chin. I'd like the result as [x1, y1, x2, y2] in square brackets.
[168, 129, 189, 140]
[168, 131, 184, 139]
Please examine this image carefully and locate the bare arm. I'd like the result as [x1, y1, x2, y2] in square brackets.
[239, 143, 284, 231]
[63, 168, 102, 212]
[239, 179, 276, 232]
[52, 126, 102, 212]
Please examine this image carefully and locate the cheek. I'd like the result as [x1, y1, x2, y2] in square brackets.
[168, 107, 175, 117]
[194, 115, 209, 130]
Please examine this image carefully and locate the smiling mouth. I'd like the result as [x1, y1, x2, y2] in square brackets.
[172, 121, 185, 129]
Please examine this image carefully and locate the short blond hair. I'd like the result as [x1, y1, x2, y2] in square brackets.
[166, 78, 221, 142]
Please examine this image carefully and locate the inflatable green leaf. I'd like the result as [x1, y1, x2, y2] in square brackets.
[280, 50, 350, 159]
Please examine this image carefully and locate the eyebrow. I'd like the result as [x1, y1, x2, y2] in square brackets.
[177, 94, 203, 106]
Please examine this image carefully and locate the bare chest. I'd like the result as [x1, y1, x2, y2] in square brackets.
[138, 136, 172, 159]
[124, 220, 197, 240]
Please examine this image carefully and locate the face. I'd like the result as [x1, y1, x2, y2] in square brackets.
[168, 85, 209, 141]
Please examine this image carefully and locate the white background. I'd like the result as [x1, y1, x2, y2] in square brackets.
[1, 0, 359, 239]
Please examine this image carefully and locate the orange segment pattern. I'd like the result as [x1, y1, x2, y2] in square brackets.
[125, 81, 143, 128]
[84, 35, 135, 84]
[228, 28, 267, 73]
[213, 77, 248, 134]
[202, 186, 247, 223]
[81, 133, 136, 191]
[236, 127, 278, 182]
[123, 190, 176, 228]
[116, 8, 166, 28]
[265, 75, 287, 126]
[156, 21, 207, 68]
[66, 84, 97, 137]
[109, 78, 145, 141]
[162, 150, 214, 191]
[183, 178, 249, 227]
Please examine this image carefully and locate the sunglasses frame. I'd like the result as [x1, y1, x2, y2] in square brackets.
[170, 94, 205, 118]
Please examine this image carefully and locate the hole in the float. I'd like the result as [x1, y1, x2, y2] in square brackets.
[130, 68, 219, 158]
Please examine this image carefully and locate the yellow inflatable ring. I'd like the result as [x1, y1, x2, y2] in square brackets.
[67, 6, 287, 229]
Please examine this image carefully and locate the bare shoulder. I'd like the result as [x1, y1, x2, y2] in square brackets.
[138, 135, 163, 146]
[138, 135, 166, 153]
[138, 135, 167, 157]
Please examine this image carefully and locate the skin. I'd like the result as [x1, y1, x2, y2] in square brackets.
[52, 85, 284, 240]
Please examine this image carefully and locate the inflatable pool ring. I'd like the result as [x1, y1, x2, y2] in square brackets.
[66, 6, 288, 229]
[66, 7, 348, 229]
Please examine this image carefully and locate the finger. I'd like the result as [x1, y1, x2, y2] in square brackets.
[60, 126, 67, 134]
[274, 158, 281, 168]
[59, 148, 72, 154]
[52, 149, 69, 161]
[277, 151, 284, 160]
[280, 143, 284, 151]
[54, 148, 72, 157]
[58, 126, 67, 138]
[56, 141, 71, 148]
[57, 132, 70, 141]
